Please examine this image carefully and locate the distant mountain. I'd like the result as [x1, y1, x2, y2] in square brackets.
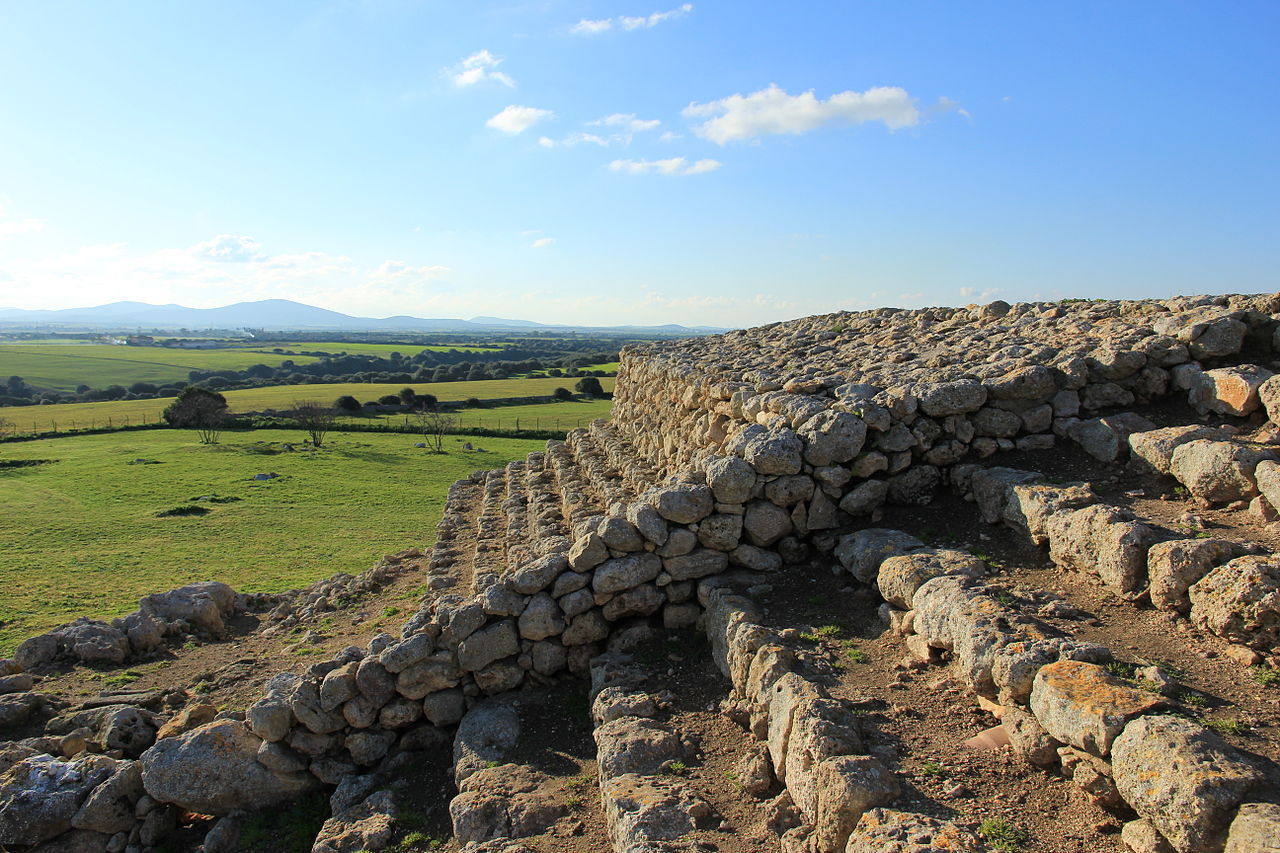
[0, 299, 728, 335]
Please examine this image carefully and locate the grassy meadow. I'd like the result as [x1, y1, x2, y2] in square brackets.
[0, 429, 547, 653]
[0, 376, 616, 434]
[0, 344, 321, 391]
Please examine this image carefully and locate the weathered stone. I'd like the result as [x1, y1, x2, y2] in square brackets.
[1148, 539, 1242, 613]
[567, 532, 609, 572]
[508, 554, 569, 595]
[319, 662, 359, 711]
[600, 774, 716, 849]
[0, 753, 119, 845]
[1044, 504, 1154, 598]
[395, 652, 462, 700]
[834, 529, 926, 583]
[70, 761, 142, 835]
[663, 548, 729, 581]
[1188, 555, 1280, 650]
[313, 790, 397, 853]
[141, 720, 314, 815]
[1129, 425, 1224, 475]
[704, 455, 757, 504]
[593, 553, 662, 594]
[453, 702, 520, 785]
[876, 549, 985, 609]
[1003, 481, 1097, 545]
[561, 610, 609, 646]
[378, 633, 434, 673]
[596, 717, 685, 778]
[1224, 802, 1280, 853]
[1069, 413, 1157, 462]
[1170, 439, 1273, 504]
[602, 584, 666, 621]
[626, 501, 669, 546]
[915, 380, 986, 417]
[517, 593, 565, 641]
[970, 467, 1042, 524]
[743, 500, 793, 547]
[797, 410, 867, 466]
[1189, 364, 1274, 416]
[743, 428, 804, 475]
[422, 688, 467, 726]
[810, 755, 899, 853]
[652, 484, 714, 524]
[846, 808, 985, 853]
[457, 621, 519, 672]
[598, 516, 645, 552]
[1112, 715, 1262, 853]
[697, 512, 743, 551]
[1029, 660, 1164, 757]
[838, 480, 888, 517]
[450, 764, 565, 847]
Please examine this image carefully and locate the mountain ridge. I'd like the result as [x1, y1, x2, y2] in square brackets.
[0, 299, 728, 334]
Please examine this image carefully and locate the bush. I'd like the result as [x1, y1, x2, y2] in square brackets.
[334, 395, 362, 413]
[377, 394, 402, 405]
[574, 376, 604, 397]
[463, 397, 484, 408]
[162, 387, 228, 444]
[552, 387, 574, 401]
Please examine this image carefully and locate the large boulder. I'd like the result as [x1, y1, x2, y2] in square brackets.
[1111, 715, 1262, 853]
[449, 764, 565, 847]
[1224, 802, 1280, 853]
[797, 410, 867, 466]
[0, 754, 118, 845]
[1188, 365, 1274, 416]
[453, 702, 520, 785]
[1147, 539, 1243, 613]
[876, 549, 985, 609]
[834, 529, 926, 584]
[1188, 555, 1280, 650]
[138, 581, 237, 637]
[1129, 425, 1224, 475]
[1170, 440, 1273, 504]
[141, 719, 315, 814]
[1029, 661, 1164, 757]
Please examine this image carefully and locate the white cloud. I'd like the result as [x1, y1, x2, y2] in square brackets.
[659, 131, 682, 142]
[486, 105, 553, 135]
[531, 237, 555, 248]
[571, 18, 612, 35]
[572, 4, 691, 35]
[608, 157, 721, 176]
[445, 50, 515, 88]
[684, 83, 922, 144]
[589, 113, 661, 133]
[191, 234, 263, 262]
[0, 218, 45, 237]
[620, 4, 692, 29]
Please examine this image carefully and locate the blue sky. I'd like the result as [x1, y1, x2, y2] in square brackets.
[0, 1, 1276, 327]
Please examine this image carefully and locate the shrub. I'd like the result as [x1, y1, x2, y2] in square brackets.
[334, 395, 362, 413]
[552, 387, 574, 401]
[574, 376, 604, 397]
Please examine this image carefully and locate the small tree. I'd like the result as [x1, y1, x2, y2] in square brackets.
[552, 387, 574, 401]
[378, 394, 402, 405]
[412, 408, 457, 453]
[398, 387, 416, 405]
[289, 401, 336, 447]
[162, 387, 228, 444]
[334, 395, 362, 413]
[574, 376, 604, 397]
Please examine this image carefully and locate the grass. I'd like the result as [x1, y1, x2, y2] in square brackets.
[1250, 665, 1280, 687]
[1202, 718, 1249, 736]
[918, 760, 944, 776]
[978, 817, 1028, 851]
[800, 624, 843, 642]
[0, 344, 321, 391]
[0, 377, 615, 434]
[0, 428, 545, 653]
[663, 760, 688, 776]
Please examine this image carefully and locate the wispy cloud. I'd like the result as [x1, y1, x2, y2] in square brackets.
[684, 83, 926, 144]
[445, 50, 515, 88]
[540, 113, 662, 149]
[572, 4, 692, 35]
[588, 113, 661, 133]
[608, 157, 721, 176]
[191, 234, 263, 262]
[486, 105, 554, 135]
[531, 237, 555, 248]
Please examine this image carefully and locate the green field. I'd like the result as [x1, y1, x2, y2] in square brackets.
[0, 345, 321, 391]
[0, 377, 616, 434]
[252, 341, 508, 356]
[366, 398, 614, 432]
[0, 429, 547, 653]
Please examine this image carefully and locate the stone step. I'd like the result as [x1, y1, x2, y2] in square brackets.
[525, 449, 570, 543]
[502, 459, 532, 571]
[566, 426, 629, 509]
[421, 474, 484, 594]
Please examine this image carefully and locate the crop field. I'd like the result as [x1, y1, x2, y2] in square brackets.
[0, 377, 616, 434]
[0, 429, 547, 653]
[0, 344, 321, 391]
